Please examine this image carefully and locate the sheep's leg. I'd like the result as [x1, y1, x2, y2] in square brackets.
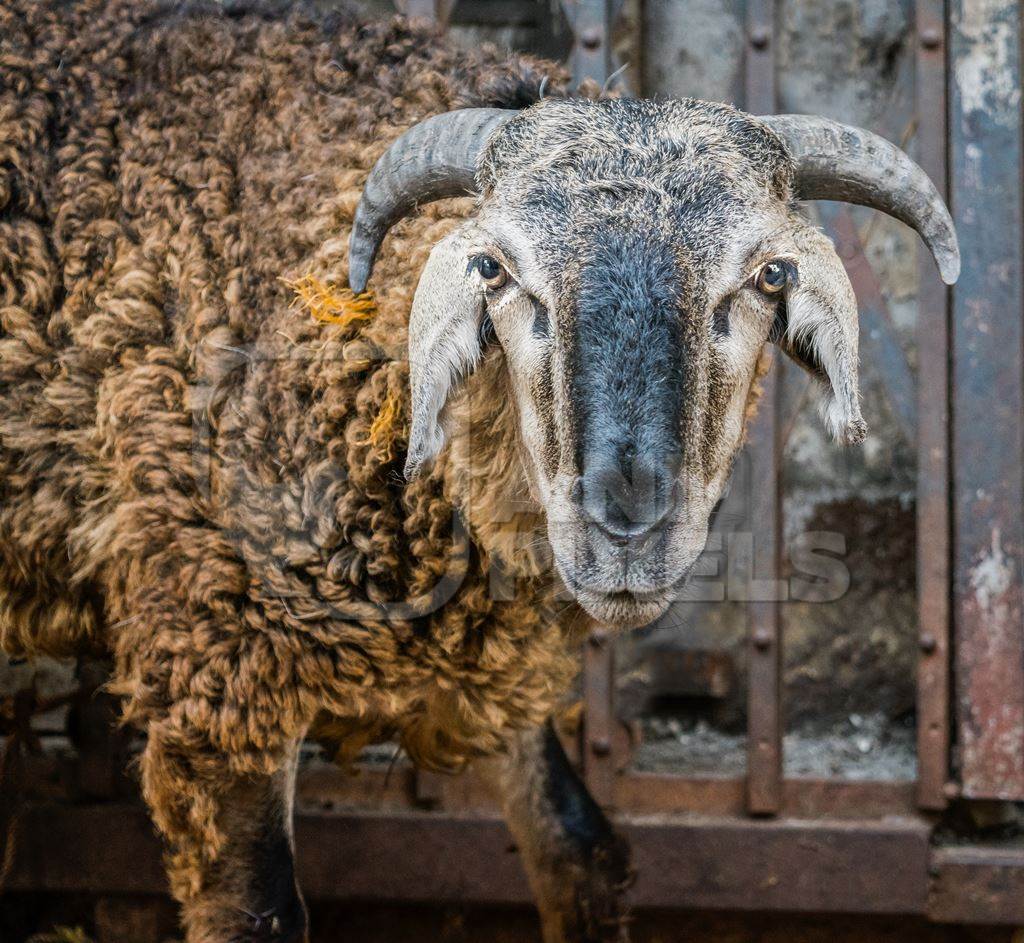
[151, 738, 308, 943]
[486, 720, 633, 943]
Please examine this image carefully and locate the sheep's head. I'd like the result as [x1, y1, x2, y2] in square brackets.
[349, 98, 958, 628]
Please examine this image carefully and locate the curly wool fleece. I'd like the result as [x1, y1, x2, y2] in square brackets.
[0, 0, 587, 898]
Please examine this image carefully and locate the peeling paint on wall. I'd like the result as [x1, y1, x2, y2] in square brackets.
[953, 0, 1022, 123]
[970, 529, 1014, 616]
[950, 0, 1024, 800]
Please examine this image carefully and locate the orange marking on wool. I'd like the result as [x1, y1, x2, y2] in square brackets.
[282, 273, 378, 328]
[282, 275, 403, 459]
[367, 384, 404, 462]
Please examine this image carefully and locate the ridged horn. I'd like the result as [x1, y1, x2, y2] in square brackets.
[348, 108, 518, 293]
[761, 114, 960, 285]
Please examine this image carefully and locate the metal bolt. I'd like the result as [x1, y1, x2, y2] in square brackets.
[589, 629, 609, 648]
[749, 27, 771, 50]
[920, 633, 938, 654]
[921, 28, 942, 49]
[580, 28, 603, 51]
[752, 628, 772, 651]
[591, 737, 612, 757]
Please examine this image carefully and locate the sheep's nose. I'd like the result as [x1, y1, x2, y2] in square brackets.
[575, 450, 677, 544]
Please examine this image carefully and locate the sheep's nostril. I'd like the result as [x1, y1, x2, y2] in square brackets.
[576, 453, 676, 542]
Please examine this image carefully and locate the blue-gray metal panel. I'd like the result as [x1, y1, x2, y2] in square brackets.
[949, 0, 1024, 800]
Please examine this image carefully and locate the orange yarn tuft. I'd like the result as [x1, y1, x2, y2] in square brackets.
[367, 384, 404, 462]
[283, 273, 378, 328]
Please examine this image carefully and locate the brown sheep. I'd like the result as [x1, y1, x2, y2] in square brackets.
[0, 1, 958, 941]
[1, 2, 607, 939]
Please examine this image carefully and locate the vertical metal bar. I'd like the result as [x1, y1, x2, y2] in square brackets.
[949, 0, 1024, 800]
[914, 0, 953, 812]
[582, 628, 616, 806]
[561, 0, 621, 88]
[744, 0, 782, 816]
[414, 768, 447, 808]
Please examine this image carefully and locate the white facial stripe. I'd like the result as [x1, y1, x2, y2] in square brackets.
[712, 291, 773, 370]
[487, 287, 550, 470]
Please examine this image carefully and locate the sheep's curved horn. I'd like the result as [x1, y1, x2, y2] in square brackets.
[348, 108, 518, 293]
[761, 114, 960, 285]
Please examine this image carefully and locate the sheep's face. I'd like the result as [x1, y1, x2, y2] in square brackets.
[406, 99, 865, 627]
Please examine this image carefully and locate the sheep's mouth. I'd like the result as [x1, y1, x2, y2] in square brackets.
[546, 515, 697, 628]
[570, 584, 674, 629]
[555, 563, 677, 628]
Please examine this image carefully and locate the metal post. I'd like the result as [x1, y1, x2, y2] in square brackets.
[914, 0, 953, 812]
[561, 0, 627, 91]
[581, 627, 617, 806]
[744, 0, 783, 816]
[949, 0, 1024, 800]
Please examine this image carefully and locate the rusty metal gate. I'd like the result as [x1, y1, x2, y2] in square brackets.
[4, 0, 1024, 932]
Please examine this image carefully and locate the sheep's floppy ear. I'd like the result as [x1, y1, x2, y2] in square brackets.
[405, 228, 486, 479]
[772, 222, 866, 445]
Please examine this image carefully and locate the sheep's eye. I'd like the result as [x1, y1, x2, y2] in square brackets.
[755, 260, 789, 295]
[476, 255, 508, 289]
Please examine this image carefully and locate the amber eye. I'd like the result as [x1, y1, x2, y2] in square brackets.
[476, 255, 508, 290]
[755, 260, 789, 295]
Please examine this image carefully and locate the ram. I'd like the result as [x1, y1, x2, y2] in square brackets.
[0, 1, 958, 941]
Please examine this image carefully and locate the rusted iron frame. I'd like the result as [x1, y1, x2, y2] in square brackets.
[927, 845, 1024, 925]
[613, 772, 919, 819]
[743, 0, 783, 817]
[913, 0, 953, 812]
[629, 814, 931, 915]
[948, 0, 1024, 800]
[15, 800, 1024, 925]
[5, 803, 928, 911]
[26, 800, 1024, 922]
[581, 628, 617, 806]
[12, 749, 921, 820]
